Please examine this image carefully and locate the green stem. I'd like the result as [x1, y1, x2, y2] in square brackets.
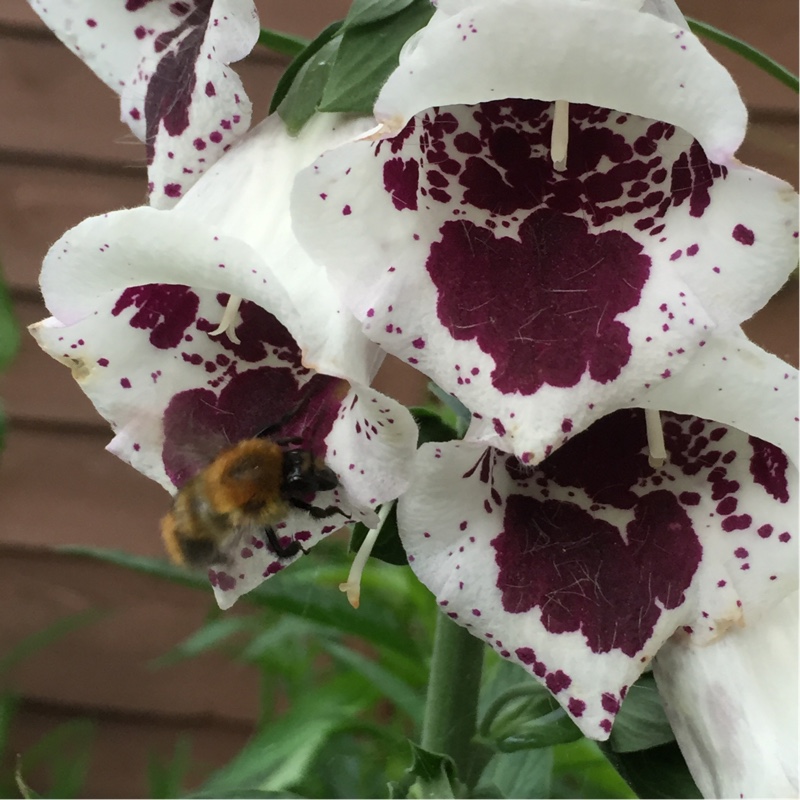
[420, 610, 484, 781]
[257, 28, 310, 58]
[686, 17, 799, 93]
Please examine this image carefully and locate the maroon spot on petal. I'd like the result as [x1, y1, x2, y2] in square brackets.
[86, 18, 97, 27]
[601, 693, 620, 714]
[383, 158, 419, 211]
[209, 131, 222, 144]
[493, 418, 506, 436]
[493, 484, 700, 657]
[205, 81, 216, 96]
[97, 358, 109, 367]
[568, 698, 586, 717]
[342, 205, 352, 216]
[779, 532, 791, 543]
[749, 436, 789, 503]
[193, 137, 206, 150]
[427, 213, 650, 395]
[716, 496, 737, 515]
[733, 547, 748, 559]
[679, 492, 700, 505]
[135, 24, 147, 39]
[112, 285, 199, 349]
[162, 367, 344, 486]
[758, 524, 773, 538]
[164, 183, 182, 198]
[545, 670, 572, 693]
[732, 224, 755, 246]
[599, 719, 613, 733]
[721, 515, 752, 532]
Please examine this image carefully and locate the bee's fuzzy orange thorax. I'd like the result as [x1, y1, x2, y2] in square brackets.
[202, 439, 287, 523]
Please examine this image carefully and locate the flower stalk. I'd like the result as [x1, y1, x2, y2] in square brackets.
[420, 609, 485, 782]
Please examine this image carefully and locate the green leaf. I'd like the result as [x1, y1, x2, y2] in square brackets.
[198, 673, 377, 795]
[0, 609, 105, 676]
[480, 684, 583, 752]
[188, 791, 302, 799]
[410, 406, 460, 446]
[600, 740, 701, 799]
[551, 739, 636, 799]
[257, 28, 310, 58]
[349, 502, 408, 566]
[151, 614, 260, 668]
[318, 0, 435, 114]
[389, 742, 461, 799]
[320, 638, 425, 722]
[18, 719, 94, 799]
[479, 748, 553, 799]
[270, 21, 343, 115]
[63, 547, 427, 658]
[0, 270, 20, 373]
[427, 383, 471, 438]
[687, 17, 799, 93]
[342, 0, 419, 28]
[148, 736, 193, 799]
[608, 673, 675, 753]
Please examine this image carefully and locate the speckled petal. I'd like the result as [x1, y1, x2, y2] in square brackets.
[397, 410, 797, 739]
[640, 332, 799, 465]
[28, 0, 259, 208]
[654, 592, 798, 798]
[293, 100, 798, 464]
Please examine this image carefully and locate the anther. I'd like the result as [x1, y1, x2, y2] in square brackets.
[339, 503, 393, 609]
[209, 295, 242, 343]
[551, 100, 570, 172]
[645, 409, 667, 468]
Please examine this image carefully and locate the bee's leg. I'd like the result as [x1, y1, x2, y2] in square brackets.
[273, 436, 303, 447]
[290, 498, 348, 520]
[264, 527, 305, 558]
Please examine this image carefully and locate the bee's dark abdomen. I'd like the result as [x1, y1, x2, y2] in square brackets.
[180, 537, 221, 567]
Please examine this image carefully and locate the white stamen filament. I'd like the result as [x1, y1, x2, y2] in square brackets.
[339, 503, 393, 609]
[354, 122, 386, 142]
[551, 99, 570, 172]
[646, 409, 667, 468]
[209, 295, 242, 343]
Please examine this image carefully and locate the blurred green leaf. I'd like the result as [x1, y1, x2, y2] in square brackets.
[687, 17, 798, 93]
[151, 615, 261, 668]
[410, 406, 460, 446]
[479, 748, 553, 799]
[320, 638, 425, 722]
[427, 383, 471, 438]
[188, 791, 302, 799]
[274, 25, 343, 133]
[0, 271, 19, 373]
[318, 0, 435, 113]
[350, 503, 407, 566]
[148, 736, 193, 799]
[549, 739, 635, 799]
[62, 548, 421, 659]
[343, 0, 419, 28]
[608, 673, 675, 753]
[257, 28, 309, 58]
[18, 720, 94, 799]
[198, 673, 377, 795]
[0, 609, 105, 677]
[481, 684, 582, 752]
[600, 740, 701, 799]
[389, 742, 461, 799]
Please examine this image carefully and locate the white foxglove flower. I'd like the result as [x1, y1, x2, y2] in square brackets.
[28, 0, 260, 207]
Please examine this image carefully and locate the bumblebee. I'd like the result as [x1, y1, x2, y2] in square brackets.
[161, 436, 345, 569]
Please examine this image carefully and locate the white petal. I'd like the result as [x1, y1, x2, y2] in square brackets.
[376, 0, 745, 163]
[654, 592, 798, 798]
[640, 331, 799, 465]
[29, 0, 259, 207]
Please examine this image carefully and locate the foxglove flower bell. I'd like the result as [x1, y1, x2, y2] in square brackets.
[292, 0, 799, 466]
[397, 409, 798, 756]
[30, 114, 418, 607]
[28, 0, 260, 208]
